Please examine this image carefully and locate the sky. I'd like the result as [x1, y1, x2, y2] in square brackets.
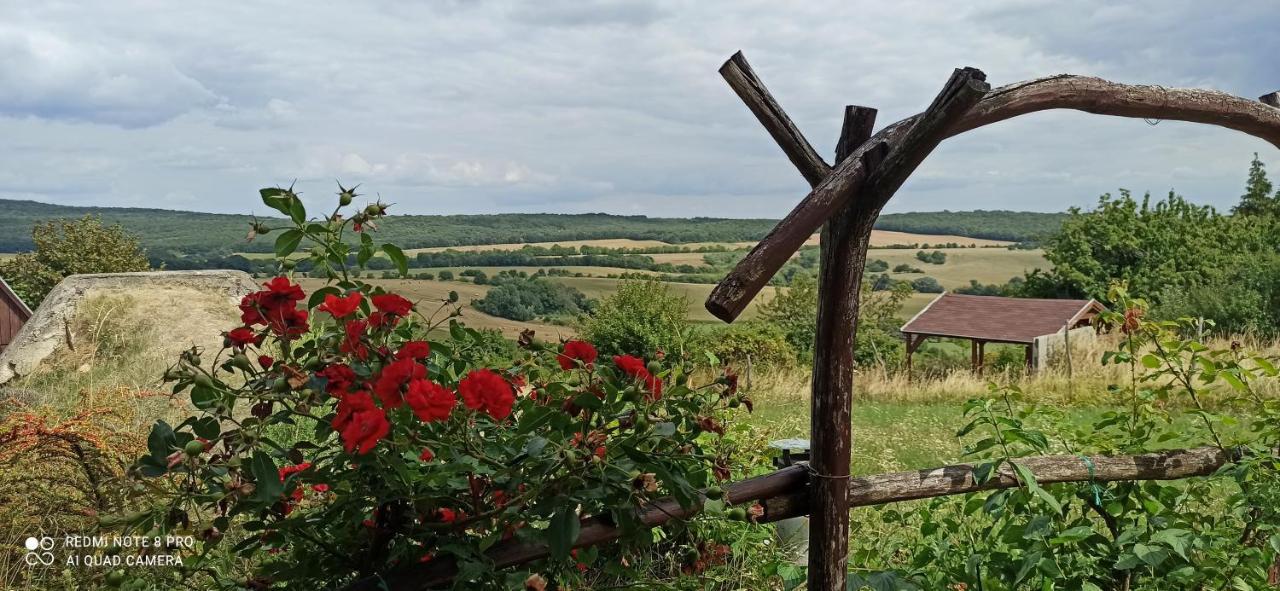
[0, 0, 1277, 218]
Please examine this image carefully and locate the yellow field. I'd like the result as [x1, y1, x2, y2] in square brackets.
[871, 247, 1047, 288]
[410, 266, 665, 278]
[403, 238, 671, 255]
[296, 278, 571, 339]
[548, 276, 777, 323]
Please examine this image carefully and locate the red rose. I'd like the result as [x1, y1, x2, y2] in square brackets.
[259, 277, 305, 309]
[458, 369, 516, 420]
[278, 462, 312, 481]
[332, 392, 390, 455]
[258, 355, 274, 369]
[437, 508, 457, 523]
[405, 379, 456, 423]
[227, 326, 262, 349]
[372, 293, 413, 317]
[419, 448, 435, 462]
[613, 354, 663, 400]
[373, 358, 426, 409]
[317, 364, 357, 396]
[319, 291, 363, 319]
[396, 341, 431, 361]
[340, 319, 370, 360]
[310, 483, 330, 493]
[557, 340, 598, 370]
[264, 306, 310, 338]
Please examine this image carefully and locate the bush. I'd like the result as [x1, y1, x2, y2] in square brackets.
[581, 279, 690, 358]
[473, 276, 593, 322]
[893, 263, 923, 273]
[0, 215, 150, 307]
[757, 274, 910, 366]
[865, 259, 889, 272]
[121, 189, 749, 590]
[438, 270, 454, 280]
[694, 322, 796, 370]
[915, 250, 946, 265]
[910, 276, 944, 293]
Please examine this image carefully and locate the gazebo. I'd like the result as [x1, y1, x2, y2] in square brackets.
[900, 292, 1103, 374]
[0, 277, 32, 355]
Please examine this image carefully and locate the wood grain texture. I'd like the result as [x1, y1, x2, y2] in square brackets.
[1263, 92, 1280, 108]
[807, 105, 877, 591]
[706, 66, 1280, 323]
[720, 51, 831, 186]
[705, 66, 988, 322]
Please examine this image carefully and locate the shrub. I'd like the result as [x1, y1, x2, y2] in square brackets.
[120, 189, 749, 590]
[438, 270, 454, 280]
[581, 279, 690, 358]
[865, 259, 889, 272]
[915, 250, 946, 265]
[0, 215, 149, 306]
[893, 263, 923, 273]
[694, 322, 795, 370]
[474, 276, 592, 322]
[910, 276, 944, 293]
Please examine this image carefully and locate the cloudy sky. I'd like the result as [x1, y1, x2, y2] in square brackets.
[1, 0, 1277, 218]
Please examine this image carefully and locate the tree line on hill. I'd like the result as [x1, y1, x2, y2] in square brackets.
[0, 198, 1065, 256]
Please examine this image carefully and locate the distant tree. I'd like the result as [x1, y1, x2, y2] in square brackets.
[1233, 153, 1278, 217]
[915, 250, 946, 264]
[758, 274, 911, 365]
[893, 263, 923, 273]
[865, 259, 889, 272]
[0, 215, 149, 306]
[437, 270, 454, 281]
[472, 271, 488, 285]
[910, 276, 944, 293]
[581, 279, 690, 357]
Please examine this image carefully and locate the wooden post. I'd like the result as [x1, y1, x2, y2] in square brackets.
[970, 340, 978, 372]
[808, 105, 878, 591]
[1024, 344, 1033, 373]
[1063, 323, 1072, 379]
[977, 341, 986, 377]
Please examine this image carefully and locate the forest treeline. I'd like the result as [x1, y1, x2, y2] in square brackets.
[0, 198, 1063, 255]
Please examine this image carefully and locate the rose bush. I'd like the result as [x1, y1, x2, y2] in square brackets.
[119, 187, 751, 589]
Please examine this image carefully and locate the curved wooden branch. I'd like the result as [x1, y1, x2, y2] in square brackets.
[720, 51, 831, 186]
[706, 70, 1280, 323]
[341, 447, 1234, 591]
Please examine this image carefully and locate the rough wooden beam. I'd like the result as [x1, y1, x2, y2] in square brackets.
[720, 51, 832, 186]
[705, 67, 988, 322]
[764, 446, 1233, 522]
[1263, 92, 1280, 108]
[706, 69, 1280, 323]
[343, 447, 1233, 590]
[808, 105, 878, 591]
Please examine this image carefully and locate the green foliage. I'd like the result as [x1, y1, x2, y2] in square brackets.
[910, 276, 944, 293]
[876, 210, 1066, 242]
[0, 215, 149, 306]
[1233, 153, 1279, 217]
[893, 263, 923, 273]
[1040, 190, 1244, 301]
[866, 259, 889, 272]
[473, 274, 593, 322]
[437, 270, 454, 280]
[693, 322, 796, 370]
[580, 279, 691, 357]
[915, 250, 947, 265]
[757, 274, 910, 366]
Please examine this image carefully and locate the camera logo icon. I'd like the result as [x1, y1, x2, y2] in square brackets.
[23, 537, 55, 566]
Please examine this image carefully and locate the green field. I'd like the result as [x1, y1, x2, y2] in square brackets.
[870, 247, 1047, 288]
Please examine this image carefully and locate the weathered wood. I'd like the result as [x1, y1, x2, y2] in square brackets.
[1263, 92, 1280, 108]
[764, 446, 1232, 522]
[720, 51, 831, 186]
[808, 105, 878, 591]
[705, 67, 988, 322]
[345, 447, 1234, 590]
[343, 466, 810, 591]
[706, 69, 1280, 323]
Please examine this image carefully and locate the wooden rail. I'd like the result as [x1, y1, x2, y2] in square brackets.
[341, 446, 1234, 591]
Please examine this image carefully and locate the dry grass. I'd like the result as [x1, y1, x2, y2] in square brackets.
[403, 238, 672, 255]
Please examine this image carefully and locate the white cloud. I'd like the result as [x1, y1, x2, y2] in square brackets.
[0, 0, 1276, 216]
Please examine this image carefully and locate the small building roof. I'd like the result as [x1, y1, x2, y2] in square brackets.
[0, 277, 32, 319]
[900, 293, 1102, 345]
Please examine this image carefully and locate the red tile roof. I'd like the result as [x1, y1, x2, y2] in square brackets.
[900, 293, 1102, 344]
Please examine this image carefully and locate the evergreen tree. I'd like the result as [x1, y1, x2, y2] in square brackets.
[1233, 153, 1276, 216]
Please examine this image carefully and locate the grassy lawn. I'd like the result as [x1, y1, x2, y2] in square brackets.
[870, 246, 1048, 288]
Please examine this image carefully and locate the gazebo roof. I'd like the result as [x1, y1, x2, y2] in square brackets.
[0, 277, 32, 319]
[900, 293, 1102, 344]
